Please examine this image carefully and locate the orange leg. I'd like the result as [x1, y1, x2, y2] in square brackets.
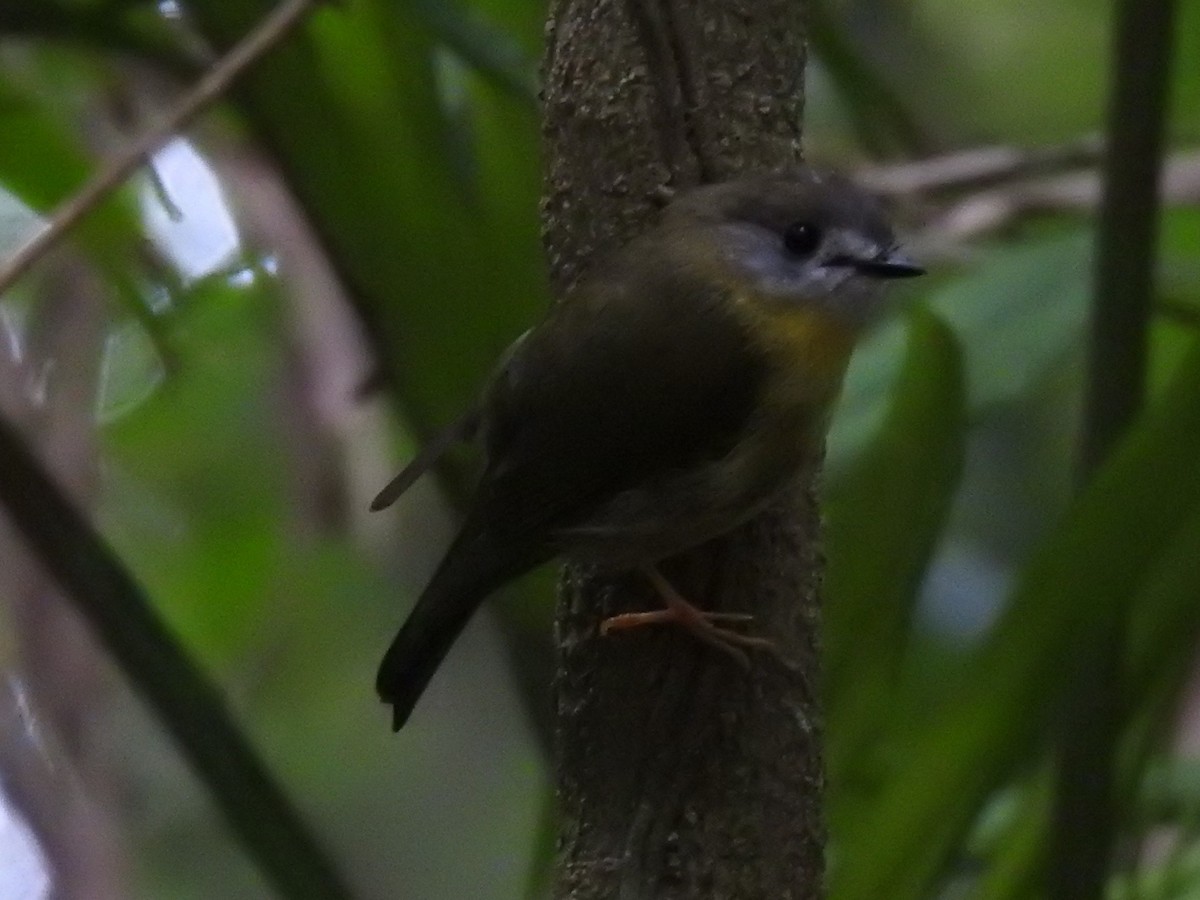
[599, 565, 776, 667]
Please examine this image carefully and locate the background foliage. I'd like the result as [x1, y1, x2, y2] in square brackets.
[0, 0, 1198, 897]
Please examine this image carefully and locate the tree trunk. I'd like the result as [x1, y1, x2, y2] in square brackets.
[540, 1, 824, 898]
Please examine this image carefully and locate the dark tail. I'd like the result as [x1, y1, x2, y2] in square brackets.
[377, 527, 542, 731]
[370, 409, 480, 512]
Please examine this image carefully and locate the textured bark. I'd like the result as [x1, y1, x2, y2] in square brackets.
[541, 1, 824, 898]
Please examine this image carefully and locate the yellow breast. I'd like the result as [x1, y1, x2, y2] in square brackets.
[733, 294, 859, 414]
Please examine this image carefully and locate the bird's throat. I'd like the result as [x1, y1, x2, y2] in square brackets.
[736, 296, 859, 409]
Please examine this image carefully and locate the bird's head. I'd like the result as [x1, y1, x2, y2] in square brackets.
[661, 169, 924, 328]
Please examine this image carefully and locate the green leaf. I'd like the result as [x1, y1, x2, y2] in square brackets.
[185, 0, 545, 436]
[0, 75, 148, 308]
[0, 58, 172, 364]
[1139, 758, 1200, 827]
[830, 230, 1091, 473]
[100, 272, 292, 662]
[1119, 500, 1200, 805]
[409, 0, 538, 102]
[830, 336, 1200, 900]
[947, 502, 1200, 899]
[825, 305, 966, 787]
[972, 766, 1054, 900]
[0, 185, 41, 255]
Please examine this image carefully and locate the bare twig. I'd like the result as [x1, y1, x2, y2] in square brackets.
[857, 135, 1105, 196]
[855, 138, 1198, 255]
[917, 150, 1200, 244]
[0, 678, 106, 900]
[0, 0, 322, 300]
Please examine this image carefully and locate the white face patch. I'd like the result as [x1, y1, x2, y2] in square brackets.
[716, 223, 893, 327]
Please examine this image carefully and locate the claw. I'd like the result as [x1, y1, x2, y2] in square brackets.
[598, 565, 778, 667]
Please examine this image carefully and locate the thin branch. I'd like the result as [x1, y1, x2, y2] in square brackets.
[0, 412, 352, 900]
[1053, 0, 1179, 896]
[917, 149, 1200, 244]
[857, 134, 1105, 196]
[0, 0, 322, 300]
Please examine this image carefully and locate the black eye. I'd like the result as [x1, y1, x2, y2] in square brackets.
[783, 221, 822, 257]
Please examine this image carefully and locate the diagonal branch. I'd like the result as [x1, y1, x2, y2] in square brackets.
[0, 411, 351, 899]
[0, 0, 322, 299]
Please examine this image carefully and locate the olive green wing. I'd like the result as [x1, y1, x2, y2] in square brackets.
[376, 274, 769, 728]
[471, 273, 768, 543]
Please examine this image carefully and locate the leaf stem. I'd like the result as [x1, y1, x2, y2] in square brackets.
[0, 414, 352, 898]
[1054, 0, 1178, 895]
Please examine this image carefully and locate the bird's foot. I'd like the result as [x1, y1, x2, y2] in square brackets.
[597, 565, 777, 669]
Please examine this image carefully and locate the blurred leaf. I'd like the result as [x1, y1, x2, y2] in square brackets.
[521, 789, 557, 900]
[1151, 209, 1200, 396]
[0, 57, 169, 352]
[972, 767, 1053, 900]
[1140, 759, 1200, 827]
[100, 271, 292, 663]
[99, 262, 546, 898]
[1169, 0, 1200, 137]
[181, 0, 555, 752]
[1112, 844, 1200, 900]
[1120, 501, 1200, 800]
[184, 0, 545, 437]
[908, 0, 1109, 142]
[831, 336, 1200, 900]
[933, 492, 1200, 898]
[825, 305, 966, 787]
[0, 61, 134, 272]
[830, 229, 1091, 473]
[97, 317, 168, 421]
[806, 0, 933, 157]
[0, 185, 41, 255]
[0, 1, 194, 71]
[409, 0, 538, 102]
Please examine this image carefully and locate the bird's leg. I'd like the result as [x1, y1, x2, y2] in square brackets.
[599, 564, 776, 667]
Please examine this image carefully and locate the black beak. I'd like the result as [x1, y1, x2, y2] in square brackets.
[830, 250, 925, 279]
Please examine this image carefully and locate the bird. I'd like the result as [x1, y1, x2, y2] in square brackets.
[371, 168, 923, 730]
